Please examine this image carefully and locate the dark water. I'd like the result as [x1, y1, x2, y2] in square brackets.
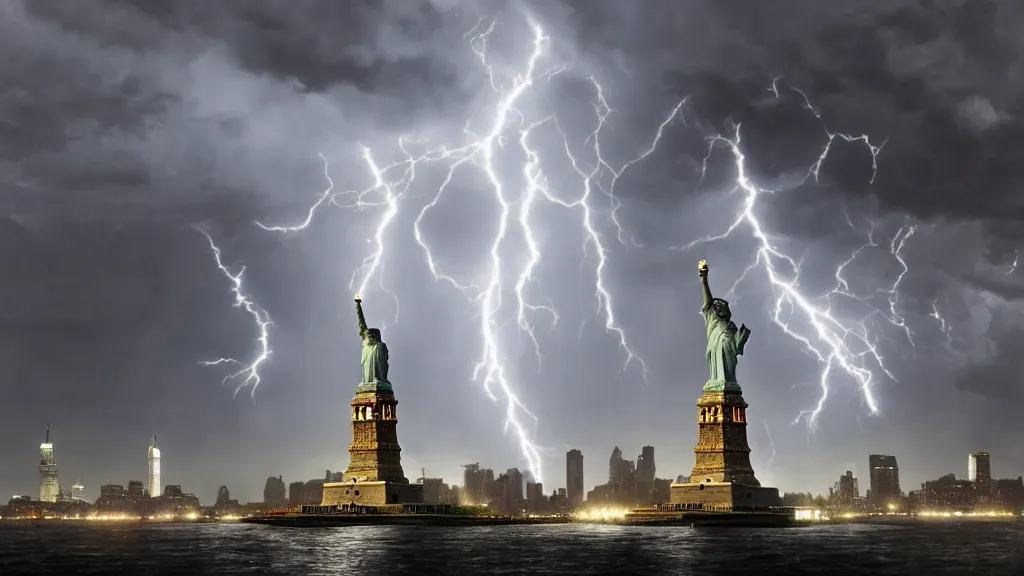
[2, 521, 1023, 575]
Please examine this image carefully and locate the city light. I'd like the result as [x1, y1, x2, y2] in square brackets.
[573, 507, 631, 522]
[794, 509, 823, 521]
[914, 511, 1016, 519]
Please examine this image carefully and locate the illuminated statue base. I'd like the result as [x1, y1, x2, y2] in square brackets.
[321, 480, 423, 507]
[670, 388, 781, 511]
[669, 481, 780, 511]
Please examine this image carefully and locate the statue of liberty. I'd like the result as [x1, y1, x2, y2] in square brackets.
[354, 294, 390, 389]
[698, 260, 751, 392]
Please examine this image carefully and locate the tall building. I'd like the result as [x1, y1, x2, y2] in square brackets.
[968, 452, 992, 495]
[525, 481, 544, 503]
[838, 471, 858, 500]
[609, 447, 622, 483]
[608, 447, 637, 503]
[38, 425, 60, 503]
[636, 446, 656, 504]
[263, 476, 286, 506]
[71, 479, 87, 503]
[462, 463, 495, 506]
[868, 454, 901, 510]
[288, 481, 306, 507]
[127, 480, 146, 499]
[566, 449, 584, 508]
[495, 468, 524, 514]
[215, 485, 237, 507]
[148, 435, 161, 499]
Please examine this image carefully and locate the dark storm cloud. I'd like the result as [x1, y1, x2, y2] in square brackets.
[566, 0, 1024, 225]
[2, 0, 1023, 502]
[2, 0, 477, 225]
[84, 0, 465, 95]
[955, 319, 1024, 402]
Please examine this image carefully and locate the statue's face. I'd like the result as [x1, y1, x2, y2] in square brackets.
[367, 328, 382, 342]
[711, 298, 731, 320]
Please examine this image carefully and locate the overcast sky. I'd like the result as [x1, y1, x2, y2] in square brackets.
[1, 0, 1022, 504]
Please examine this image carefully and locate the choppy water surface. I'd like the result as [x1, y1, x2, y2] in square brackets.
[1, 521, 1023, 575]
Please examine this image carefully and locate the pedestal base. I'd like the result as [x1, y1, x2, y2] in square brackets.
[703, 380, 742, 393]
[356, 380, 392, 393]
[321, 480, 424, 507]
[670, 481, 781, 511]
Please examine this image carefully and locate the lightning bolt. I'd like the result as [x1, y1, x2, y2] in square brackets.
[882, 226, 917, 347]
[257, 15, 684, 482]
[761, 419, 777, 469]
[254, 153, 335, 234]
[675, 80, 915, 429]
[196, 228, 272, 399]
[930, 300, 953, 345]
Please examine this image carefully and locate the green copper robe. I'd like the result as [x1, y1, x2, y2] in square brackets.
[361, 338, 389, 384]
[702, 302, 750, 390]
[355, 299, 390, 386]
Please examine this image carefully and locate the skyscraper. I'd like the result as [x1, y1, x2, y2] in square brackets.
[39, 425, 60, 503]
[71, 480, 87, 503]
[968, 452, 992, 495]
[566, 449, 584, 508]
[148, 435, 161, 498]
[263, 476, 286, 506]
[462, 463, 495, 506]
[838, 471, 859, 504]
[609, 447, 622, 484]
[636, 446, 656, 503]
[868, 454, 901, 510]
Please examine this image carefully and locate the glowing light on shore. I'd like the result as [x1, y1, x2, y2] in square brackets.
[573, 507, 630, 522]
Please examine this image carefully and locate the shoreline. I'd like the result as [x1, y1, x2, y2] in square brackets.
[2, 513, 1019, 527]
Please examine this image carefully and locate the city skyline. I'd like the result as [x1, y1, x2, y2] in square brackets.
[9, 424, 1018, 506]
[0, 1, 1021, 506]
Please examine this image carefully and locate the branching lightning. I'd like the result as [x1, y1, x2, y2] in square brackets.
[674, 81, 919, 429]
[930, 300, 953, 345]
[196, 228, 272, 399]
[256, 15, 685, 482]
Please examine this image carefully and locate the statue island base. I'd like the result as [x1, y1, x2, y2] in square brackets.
[623, 387, 794, 527]
[244, 384, 791, 528]
[243, 382, 571, 527]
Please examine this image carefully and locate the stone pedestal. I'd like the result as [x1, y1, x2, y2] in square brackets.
[321, 382, 422, 506]
[344, 383, 407, 484]
[671, 387, 780, 511]
[321, 480, 424, 508]
[669, 481, 780, 511]
[691, 389, 759, 485]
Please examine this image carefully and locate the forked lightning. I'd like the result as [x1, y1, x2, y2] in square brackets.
[675, 81, 919, 428]
[257, 16, 685, 482]
[197, 228, 272, 399]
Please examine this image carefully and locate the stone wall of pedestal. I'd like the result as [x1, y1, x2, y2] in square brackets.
[690, 390, 760, 486]
[320, 480, 424, 507]
[659, 385, 781, 511]
[669, 481, 781, 511]
[344, 385, 408, 484]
